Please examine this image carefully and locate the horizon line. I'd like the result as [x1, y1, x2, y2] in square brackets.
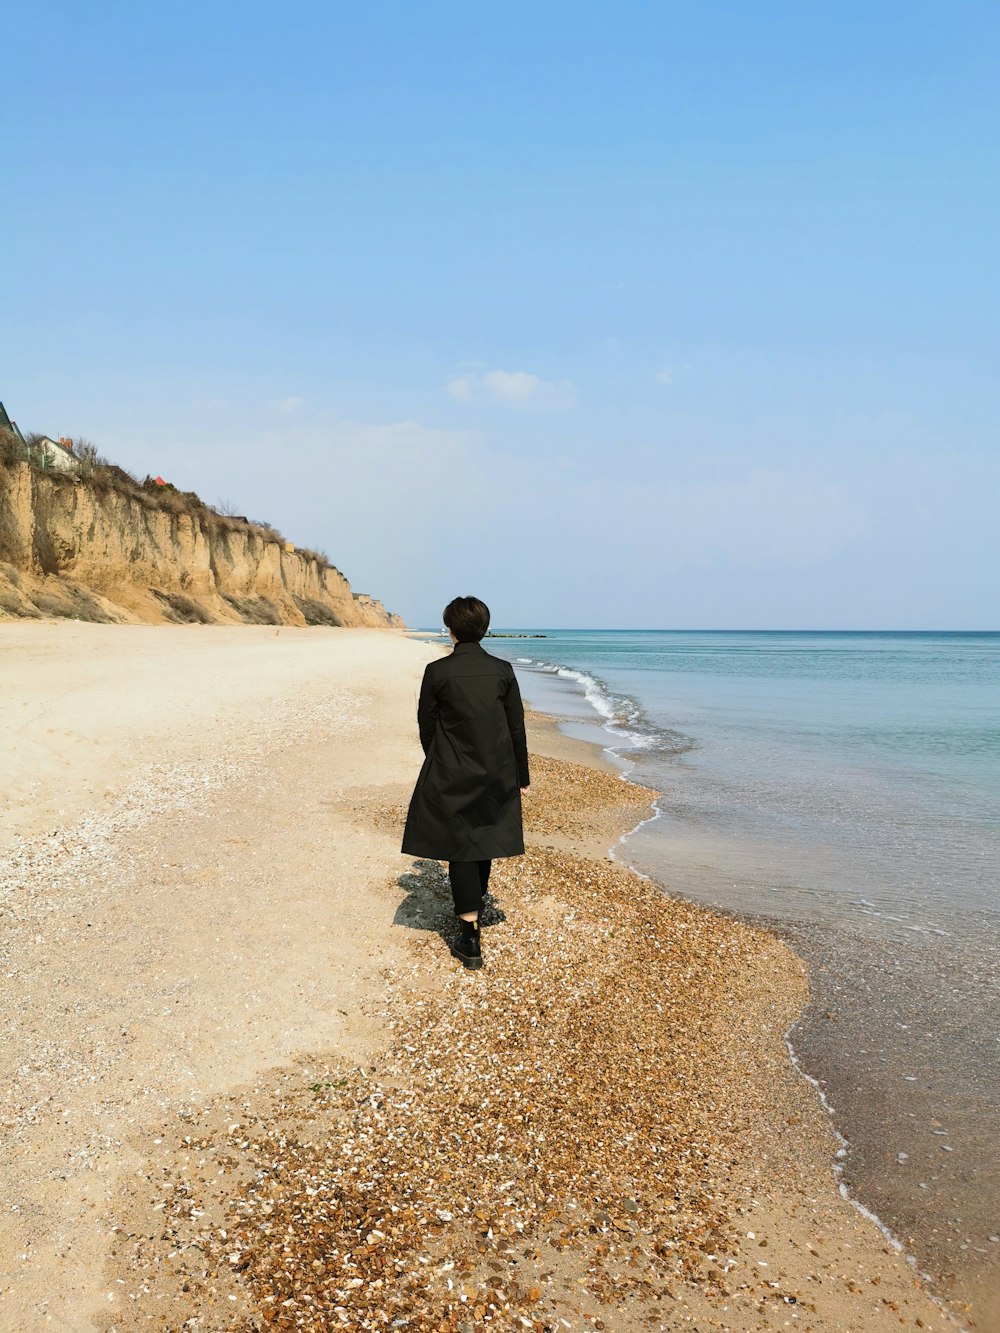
[412, 626, 999, 635]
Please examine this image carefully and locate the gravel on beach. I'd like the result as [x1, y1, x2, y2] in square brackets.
[102, 755, 958, 1333]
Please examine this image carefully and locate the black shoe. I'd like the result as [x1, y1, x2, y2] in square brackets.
[451, 917, 483, 970]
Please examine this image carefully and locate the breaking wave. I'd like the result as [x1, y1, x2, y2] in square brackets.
[514, 657, 694, 758]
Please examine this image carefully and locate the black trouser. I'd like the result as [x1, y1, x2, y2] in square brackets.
[448, 860, 492, 916]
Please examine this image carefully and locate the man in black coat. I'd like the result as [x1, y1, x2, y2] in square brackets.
[401, 596, 530, 970]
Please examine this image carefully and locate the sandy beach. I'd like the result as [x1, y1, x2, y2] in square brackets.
[0, 625, 964, 1331]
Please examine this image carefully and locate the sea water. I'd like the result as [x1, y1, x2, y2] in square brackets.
[472, 630, 999, 1314]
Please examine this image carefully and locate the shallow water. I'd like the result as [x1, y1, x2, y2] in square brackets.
[469, 629, 1000, 1323]
[495, 632, 999, 936]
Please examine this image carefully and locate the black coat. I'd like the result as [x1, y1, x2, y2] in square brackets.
[401, 641, 530, 862]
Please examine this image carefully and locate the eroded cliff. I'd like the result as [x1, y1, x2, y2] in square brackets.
[0, 460, 404, 628]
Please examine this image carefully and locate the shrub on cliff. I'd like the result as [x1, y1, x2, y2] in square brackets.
[0, 425, 27, 467]
[297, 546, 334, 571]
[247, 519, 287, 544]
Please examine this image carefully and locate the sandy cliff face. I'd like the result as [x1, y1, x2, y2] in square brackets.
[0, 461, 405, 628]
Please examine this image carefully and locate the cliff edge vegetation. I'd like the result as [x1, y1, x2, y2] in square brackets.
[0, 430, 404, 628]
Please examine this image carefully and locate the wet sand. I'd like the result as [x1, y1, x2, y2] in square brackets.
[772, 916, 999, 1330]
[0, 625, 960, 1331]
[619, 795, 999, 1330]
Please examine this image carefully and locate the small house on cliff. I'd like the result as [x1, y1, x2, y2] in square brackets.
[0, 403, 81, 474]
[28, 435, 82, 474]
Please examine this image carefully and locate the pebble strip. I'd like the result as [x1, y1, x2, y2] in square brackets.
[110, 759, 827, 1332]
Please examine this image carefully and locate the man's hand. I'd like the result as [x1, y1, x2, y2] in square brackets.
[520, 786, 530, 795]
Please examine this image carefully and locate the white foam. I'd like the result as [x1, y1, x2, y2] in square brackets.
[520, 657, 650, 739]
[513, 651, 691, 804]
[609, 801, 665, 869]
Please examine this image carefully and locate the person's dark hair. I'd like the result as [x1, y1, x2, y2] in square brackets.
[443, 596, 490, 643]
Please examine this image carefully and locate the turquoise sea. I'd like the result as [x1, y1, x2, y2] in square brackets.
[491, 630, 999, 936]
[455, 629, 999, 1317]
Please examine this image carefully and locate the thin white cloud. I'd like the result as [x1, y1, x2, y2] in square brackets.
[275, 395, 306, 414]
[446, 368, 574, 409]
[482, 369, 542, 402]
[655, 368, 673, 386]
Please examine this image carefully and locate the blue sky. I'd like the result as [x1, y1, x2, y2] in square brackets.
[3, 2, 997, 628]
